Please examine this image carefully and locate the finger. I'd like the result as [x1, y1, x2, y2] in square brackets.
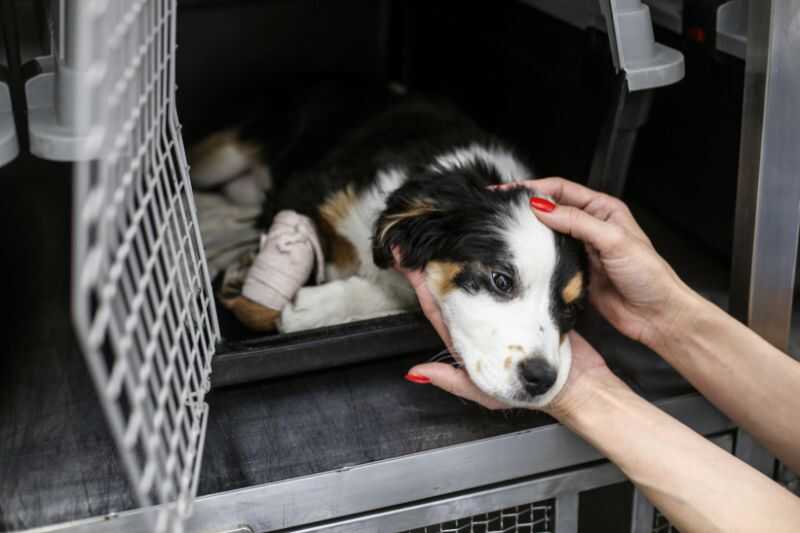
[488, 181, 534, 191]
[533, 203, 629, 257]
[533, 179, 648, 240]
[529, 177, 598, 208]
[407, 363, 508, 410]
[567, 331, 610, 372]
[392, 248, 455, 347]
[391, 246, 406, 270]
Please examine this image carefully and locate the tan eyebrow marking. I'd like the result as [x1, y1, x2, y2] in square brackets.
[426, 261, 464, 296]
[562, 271, 584, 304]
[504, 356, 513, 369]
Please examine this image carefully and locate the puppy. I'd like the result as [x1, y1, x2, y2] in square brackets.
[192, 86, 587, 407]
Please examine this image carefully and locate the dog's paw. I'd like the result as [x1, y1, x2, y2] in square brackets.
[278, 284, 345, 333]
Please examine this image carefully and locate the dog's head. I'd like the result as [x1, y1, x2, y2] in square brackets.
[373, 167, 587, 408]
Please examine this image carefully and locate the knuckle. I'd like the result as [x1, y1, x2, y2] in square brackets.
[606, 226, 627, 248]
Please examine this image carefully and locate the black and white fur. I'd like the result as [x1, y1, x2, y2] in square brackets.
[192, 83, 587, 407]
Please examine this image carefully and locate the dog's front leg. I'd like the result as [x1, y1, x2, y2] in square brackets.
[278, 274, 415, 333]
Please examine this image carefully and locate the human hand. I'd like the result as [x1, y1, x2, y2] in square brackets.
[394, 250, 618, 418]
[520, 178, 699, 349]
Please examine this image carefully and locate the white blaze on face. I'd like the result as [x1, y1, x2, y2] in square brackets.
[427, 200, 572, 408]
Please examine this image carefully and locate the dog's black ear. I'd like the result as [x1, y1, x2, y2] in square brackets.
[372, 186, 447, 269]
[371, 168, 507, 270]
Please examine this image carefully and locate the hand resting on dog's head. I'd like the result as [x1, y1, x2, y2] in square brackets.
[394, 177, 698, 416]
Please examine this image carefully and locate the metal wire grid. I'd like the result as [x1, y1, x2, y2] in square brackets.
[652, 510, 678, 533]
[71, 0, 218, 531]
[401, 499, 555, 533]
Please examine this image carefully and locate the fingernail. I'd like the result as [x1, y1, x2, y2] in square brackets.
[530, 197, 556, 213]
[405, 373, 431, 384]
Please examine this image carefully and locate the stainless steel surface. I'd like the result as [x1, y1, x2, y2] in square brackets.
[650, 510, 677, 533]
[717, 0, 749, 59]
[588, 73, 654, 196]
[28, 394, 730, 533]
[731, 0, 800, 355]
[258, 465, 616, 533]
[398, 501, 556, 533]
[629, 489, 656, 533]
[554, 493, 579, 533]
[730, 0, 800, 477]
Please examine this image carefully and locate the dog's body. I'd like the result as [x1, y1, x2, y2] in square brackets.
[192, 83, 587, 407]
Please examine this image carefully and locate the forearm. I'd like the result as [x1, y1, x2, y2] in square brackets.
[649, 289, 800, 474]
[558, 373, 800, 533]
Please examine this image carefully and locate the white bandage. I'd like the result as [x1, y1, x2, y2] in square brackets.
[241, 210, 325, 311]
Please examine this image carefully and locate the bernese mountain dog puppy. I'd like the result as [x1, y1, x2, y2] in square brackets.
[192, 81, 587, 407]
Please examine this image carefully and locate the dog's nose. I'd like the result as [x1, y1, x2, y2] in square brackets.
[518, 358, 557, 397]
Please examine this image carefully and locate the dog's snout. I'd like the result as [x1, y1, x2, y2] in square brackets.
[518, 358, 557, 397]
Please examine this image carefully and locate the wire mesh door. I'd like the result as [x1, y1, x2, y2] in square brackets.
[70, 0, 219, 531]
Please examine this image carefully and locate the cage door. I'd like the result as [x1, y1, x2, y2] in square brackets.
[69, 1, 219, 531]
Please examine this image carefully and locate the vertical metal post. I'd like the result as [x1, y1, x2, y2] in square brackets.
[629, 488, 655, 533]
[0, 0, 29, 150]
[555, 492, 579, 533]
[588, 72, 654, 197]
[730, 0, 800, 474]
[731, 0, 800, 353]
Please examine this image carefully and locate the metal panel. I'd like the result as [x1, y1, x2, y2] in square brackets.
[717, 0, 748, 59]
[229, 464, 618, 533]
[0, 80, 18, 166]
[629, 489, 656, 533]
[70, 0, 219, 531]
[554, 493, 579, 533]
[27, 394, 730, 533]
[730, 0, 800, 355]
[400, 500, 556, 533]
[730, 0, 800, 478]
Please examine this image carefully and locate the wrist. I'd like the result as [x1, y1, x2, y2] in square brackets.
[643, 282, 706, 355]
[546, 365, 631, 426]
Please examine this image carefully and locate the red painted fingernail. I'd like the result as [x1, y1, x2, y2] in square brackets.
[530, 197, 556, 213]
[405, 373, 431, 384]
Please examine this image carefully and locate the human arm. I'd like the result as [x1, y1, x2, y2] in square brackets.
[397, 263, 800, 533]
[557, 337, 800, 533]
[528, 177, 800, 474]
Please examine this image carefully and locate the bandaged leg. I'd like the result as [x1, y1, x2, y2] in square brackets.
[222, 210, 325, 331]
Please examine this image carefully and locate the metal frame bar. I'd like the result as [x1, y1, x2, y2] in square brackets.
[588, 72, 654, 197]
[555, 492, 580, 533]
[0, 0, 29, 150]
[730, 0, 800, 477]
[292, 464, 619, 533]
[629, 488, 656, 533]
[28, 394, 730, 533]
[731, 0, 800, 356]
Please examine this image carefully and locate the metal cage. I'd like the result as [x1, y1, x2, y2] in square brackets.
[63, 1, 219, 531]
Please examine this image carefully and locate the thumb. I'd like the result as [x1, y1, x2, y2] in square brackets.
[407, 363, 508, 410]
[532, 201, 626, 256]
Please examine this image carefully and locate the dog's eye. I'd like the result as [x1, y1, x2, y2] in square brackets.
[491, 272, 513, 293]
